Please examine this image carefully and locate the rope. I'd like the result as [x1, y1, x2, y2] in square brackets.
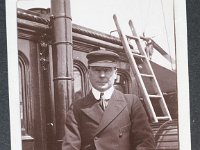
[160, 0, 173, 70]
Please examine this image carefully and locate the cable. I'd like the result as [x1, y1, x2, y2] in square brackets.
[160, 0, 173, 70]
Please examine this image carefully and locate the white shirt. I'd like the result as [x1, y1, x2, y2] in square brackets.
[92, 86, 114, 100]
[92, 86, 114, 109]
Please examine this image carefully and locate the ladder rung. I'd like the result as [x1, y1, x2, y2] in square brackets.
[157, 116, 171, 120]
[140, 73, 154, 78]
[149, 95, 162, 98]
[126, 35, 139, 40]
[133, 53, 146, 58]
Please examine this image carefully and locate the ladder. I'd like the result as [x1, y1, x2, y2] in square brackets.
[113, 14, 172, 123]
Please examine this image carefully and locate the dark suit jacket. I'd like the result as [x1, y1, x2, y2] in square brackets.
[62, 90, 155, 150]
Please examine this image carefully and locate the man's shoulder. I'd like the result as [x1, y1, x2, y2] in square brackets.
[114, 89, 140, 105]
[124, 93, 139, 100]
[115, 90, 138, 100]
[71, 97, 87, 108]
[124, 94, 140, 105]
[71, 91, 94, 108]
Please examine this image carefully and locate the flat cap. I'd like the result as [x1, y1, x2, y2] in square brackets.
[86, 50, 119, 67]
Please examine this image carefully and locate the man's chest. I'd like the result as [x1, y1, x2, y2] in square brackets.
[79, 105, 131, 137]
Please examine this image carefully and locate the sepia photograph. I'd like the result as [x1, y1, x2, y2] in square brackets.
[6, 0, 190, 149]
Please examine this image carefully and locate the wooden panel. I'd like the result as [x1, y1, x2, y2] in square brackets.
[19, 38, 47, 150]
[151, 62, 176, 93]
[29, 41, 47, 150]
[22, 136, 34, 150]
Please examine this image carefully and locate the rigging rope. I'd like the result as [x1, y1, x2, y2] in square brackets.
[160, 0, 173, 70]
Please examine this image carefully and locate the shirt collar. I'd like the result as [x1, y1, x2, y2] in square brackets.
[92, 86, 114, 100]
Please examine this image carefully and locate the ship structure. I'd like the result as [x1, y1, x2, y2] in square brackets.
[17, 3, 178, 150]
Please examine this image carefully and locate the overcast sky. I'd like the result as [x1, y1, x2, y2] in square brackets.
[17, 0, 175, 70]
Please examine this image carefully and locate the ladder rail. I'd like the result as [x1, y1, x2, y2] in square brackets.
[129, 20, 163, 93]
[113, 14, 172, 122]
[129, 20, 172, 119]
[113, 14, 158, 122]
[128, 20, 146, 56]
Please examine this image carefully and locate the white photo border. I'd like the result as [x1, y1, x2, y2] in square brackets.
[6, 0, 190, 149]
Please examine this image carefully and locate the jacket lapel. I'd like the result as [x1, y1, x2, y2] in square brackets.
[95, 90, 127, 135]
[81, 91, 104, 124]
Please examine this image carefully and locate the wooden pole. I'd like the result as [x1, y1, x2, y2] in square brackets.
[51, 0, 73, 149]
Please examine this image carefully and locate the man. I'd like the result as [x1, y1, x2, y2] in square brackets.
[62, 49, 155, 150]
[145, 40, 154, 60]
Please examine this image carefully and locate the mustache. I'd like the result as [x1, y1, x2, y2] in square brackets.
[96, 82, 108, 84]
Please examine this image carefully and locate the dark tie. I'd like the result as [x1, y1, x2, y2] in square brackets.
[99, 93, 108, 111]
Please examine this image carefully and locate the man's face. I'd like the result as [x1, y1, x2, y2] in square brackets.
[88, 66, 117, 92]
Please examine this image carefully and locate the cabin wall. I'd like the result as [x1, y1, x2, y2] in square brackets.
[18, 38, 47, 150]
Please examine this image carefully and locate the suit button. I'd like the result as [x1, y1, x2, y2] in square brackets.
[119, 132, 123, 137]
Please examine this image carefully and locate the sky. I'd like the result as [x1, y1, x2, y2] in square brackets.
[17, 0, 176, 70]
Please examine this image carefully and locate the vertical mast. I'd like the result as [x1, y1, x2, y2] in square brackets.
[51, 0, 73, 149]
[173, 0, 177, 71]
